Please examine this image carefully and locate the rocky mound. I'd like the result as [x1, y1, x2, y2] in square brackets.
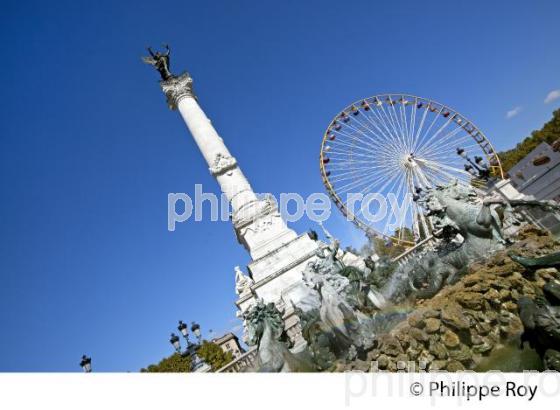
[345, 226, 560, 372]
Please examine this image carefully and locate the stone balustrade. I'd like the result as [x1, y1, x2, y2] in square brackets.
[216, 347, 258, 373]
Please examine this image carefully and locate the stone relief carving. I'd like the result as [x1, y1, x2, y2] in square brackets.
[209, 153, 237, 176]
[232, 194, 279, 229]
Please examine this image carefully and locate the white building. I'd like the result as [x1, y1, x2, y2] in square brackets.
[508, 141, 560, 202]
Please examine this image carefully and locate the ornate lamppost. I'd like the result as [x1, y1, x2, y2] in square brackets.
[79, 355, 92, 373]
[169, 320, 209, 372]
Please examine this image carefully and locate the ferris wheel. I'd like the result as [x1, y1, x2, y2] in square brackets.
[320, 94, 504, 246]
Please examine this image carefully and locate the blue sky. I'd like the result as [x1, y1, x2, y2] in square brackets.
[1, 0, 559, 372]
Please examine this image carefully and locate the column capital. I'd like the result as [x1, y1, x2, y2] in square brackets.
[160, 72, 196, 110]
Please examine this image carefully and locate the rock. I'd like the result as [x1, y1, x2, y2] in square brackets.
[407, 348, 422, 360]
[455, 292, 484, 310]
[499, 289, 511, 301]
[486, 331, 500, 345]
[502, 301, 517, 312]
[499, 311, 513, 325]
[483, 288, 500, 302]
[395, 353, 409, 371]
[485, 310, 499, 324]
[536, 268, 559, 282]
[463, 275, 482, 287]
[378, 335, 403, 357]
[351, 359, 370, 372]
[409, 328, 429, 343]
[429, 340, 448, 360]
[447, 344, 472, 364]
[470, 283, 490, 293]
[472, 342, 493, 354]
[407, 312, 425, 329]
[500, 315, 523, 339]
[429, 360, 448, 371]
[424, 318, 441, 334]
[395, 353, 409, 363]
[441, 330, 460, 348]
[376, 354, 389, 370]
[446, 360, 465, 372]
[475, 322, 492, 335]
[367, 349, 380, 361]
[441, 303, 470, 330]
[423, 309, 440, 319]
[417, 351, 435, 368]
[490, 279, 509, 290]
[387, 361, 398, 372]
[470, 332, 483, 345]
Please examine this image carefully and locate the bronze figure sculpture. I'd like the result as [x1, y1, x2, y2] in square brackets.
[142, 44, 173, 80]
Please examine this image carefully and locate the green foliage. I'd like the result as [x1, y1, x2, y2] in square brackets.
[498, 109, 560, 173]
[196, 341, 234, 371]
[140, 353, 192, 373]
[371, 232, 412, 259]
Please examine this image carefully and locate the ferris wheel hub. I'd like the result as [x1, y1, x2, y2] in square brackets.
[402, 153, 418, 169]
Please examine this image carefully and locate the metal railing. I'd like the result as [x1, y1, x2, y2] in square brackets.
[391, 235, 436, 264]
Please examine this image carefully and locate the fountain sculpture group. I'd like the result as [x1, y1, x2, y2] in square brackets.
[242, 182, 560, 372]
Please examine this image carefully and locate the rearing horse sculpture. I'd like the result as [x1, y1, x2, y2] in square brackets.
[244, 299, 313, 372]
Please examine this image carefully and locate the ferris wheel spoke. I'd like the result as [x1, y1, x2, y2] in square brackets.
[382, 101, 410, 153]
[381, 172, 407, 235]
[328, 164, 395, 184]
[332, 162, 397, 191]
[328, 129, 399, 163]
[327, 155, 399, 170]
[375, 103, 408, 153]
[387, 97, 409, 151]
[327, 157, 398, 172]
[327, 142, 392, 162]
[416, 125, 468, 158]
[345, 114, 407, 160]
[418, 130, 469, 158]
[346, 163, 402, 199]
[338, 117, 404, 159]
[421, 165, 460, 186]
[358, 109, 406, 155]
[413, 100, 431, 149]
[376, 106, 410, 155]
[420, 159, 473, 184]
[405, 171, 422, 240]
[420, 136, 478, 161]
[398, 98, 414, 152]
[366, 106, 407, 154]
[335, 169, 394, 196]
[414, 104, 444, 153]
[414, 113, 456, 156]
[352, 109, 406, 152]
[408, 97, 418, 148]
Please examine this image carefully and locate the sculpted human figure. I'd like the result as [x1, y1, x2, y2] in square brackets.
[234, 266, 254, 296]
[142, 44, 173, 80]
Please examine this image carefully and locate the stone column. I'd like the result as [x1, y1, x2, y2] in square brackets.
[159, 73, 298, 260]
[161, 73, 258, 214]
